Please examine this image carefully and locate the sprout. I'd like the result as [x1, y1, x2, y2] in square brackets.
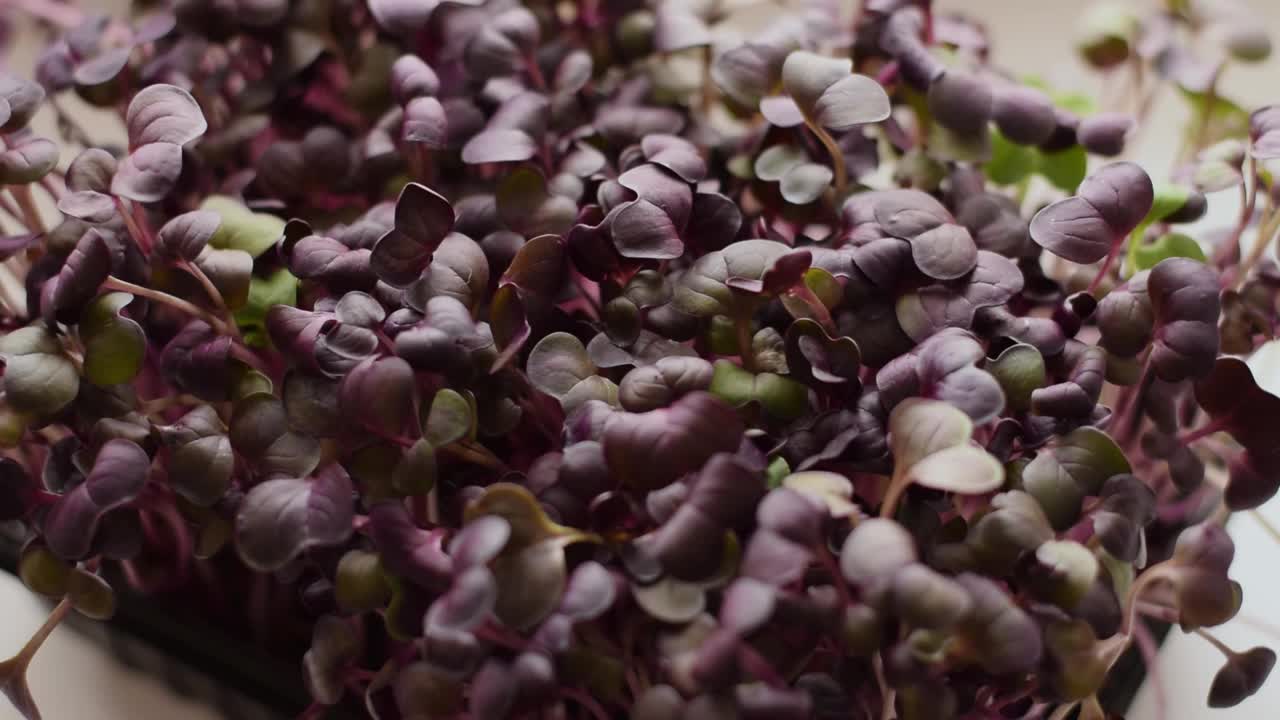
[0, 2, 1277, 718]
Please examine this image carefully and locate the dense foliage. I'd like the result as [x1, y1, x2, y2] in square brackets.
[2, 0, 1280, 718]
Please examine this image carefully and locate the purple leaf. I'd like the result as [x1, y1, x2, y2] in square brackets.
[43, 439, 149, 560]
[1148, 257, 1220, 381]
[402, 96, 448, 148]
[1030, 162, 1154, 264]
[124, 83, 206, 147]
[234, 464, 354, 572]
[611, 200, 684, 260]
[603, 392, 743, 491]
[111, 141, 182, 202]
[370, 501, 454, 590]
[155, 210, 220, 261]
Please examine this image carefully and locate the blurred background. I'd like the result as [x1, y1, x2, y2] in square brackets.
[3, 0, 1280, 718]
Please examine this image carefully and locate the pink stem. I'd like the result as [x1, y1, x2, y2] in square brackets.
[738, 642, 787, 689]
[1133, 622, 1169, 720]
[560, 687, 610, 720]
[1087, 236, 1124, 295]
[1177, 417, 1232, 446]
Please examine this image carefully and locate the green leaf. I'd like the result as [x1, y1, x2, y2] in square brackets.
[766, 456, 790, 489]
[988, 343, 1046, 413]
[1022, 76, 1099, 115]
[1145, 183, 1192, 224]
[234, 268, 298, 347]
[708, 360, 757, 407]
[1125, 185, 1199, 274]
[392, 438, 437, 495]
[987, 131, 1038, 185]
[753, 371, 809, 420]
[80, 292, 145, 386]
[423, 388, 475, 447]
[929, 122, 991, 164]
[987, 130, 1086, 192]
[335, 549, 391, 612]
[200, 195, 287, 258]
[527, 332, 595, 399]
[1038, 146, 1088, 193]
[1179, 88, 1250, 149]
[0, 325, 79, 416]
[1132, 232, 1206, 270]
[1033, 540, 1099, 609]
[708, 360, 809, 421]
[1021, 427, 1131, 529]
[67, 568, 116, 619]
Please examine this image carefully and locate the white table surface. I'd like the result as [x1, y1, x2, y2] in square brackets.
[4, 1, 1280, 719]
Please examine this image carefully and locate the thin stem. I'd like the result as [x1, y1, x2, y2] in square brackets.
[9, 596, 73, 667]
[1087, 237, 1124, 295]
[115, 197, 152, 255]
[1121, 562, 1174, 636]
[0, 189, 23, 225]
[1250, 509, 1280, 545]
[787, 283, 836, 332]
[102, 276, 235, 336]
[441, 440, 508, 472]
[815, 543, 854, 608]
[1114, 350, 1153, 449]
[1220, 155, 1258, 266]
[809, 122, 847, 197]
[879, 475, 908, 519]
[559, 687, 610, 720]
[38, 175, 64, 202]
[1132, 622, 1169, 720]
[737, 642, 787, 689]
[180, 258, 233, 319]
[1234, 204, 1280, 290]
[700, 45, 715, 116]
[1177, 417, 1231, 446]
[571, 272, 602, 318]
[1190, 66, 1224, 159]
[0, 262, 27, 318]
[9, 186, 46, 235]
[50, 97, 93, 146]
[525, 53, 548, 92]
[1047, 703, 1079, 720]
[873, 653, 895, 720]
[1195, 627, 1236, 658]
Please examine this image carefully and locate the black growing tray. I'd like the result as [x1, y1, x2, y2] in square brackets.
[1, 520, 1154, 719]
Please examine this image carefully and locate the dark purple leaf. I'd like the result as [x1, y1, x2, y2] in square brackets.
[1077, 112, 1134, 156]
[928, 70, 993, 135]
[45, 228, 111, 324]
[43, 439, 149, 560]
[110, 141, 182, 202]
[603, 392, 744, 491]
[371, 183, 455, 286]
[992, 85, 1056, 145]
[339, 356, 416, 438]
[229, 393, 321, 479]
[1147, 257, 1220, 381]
[1030, 162, 1154, 264]
[160, 320, 234, 400]
[156, 210, 220, 262]
[235, 464, 354, 572]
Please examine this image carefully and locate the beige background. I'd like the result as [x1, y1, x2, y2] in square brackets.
[4, 1, 1280, 718]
